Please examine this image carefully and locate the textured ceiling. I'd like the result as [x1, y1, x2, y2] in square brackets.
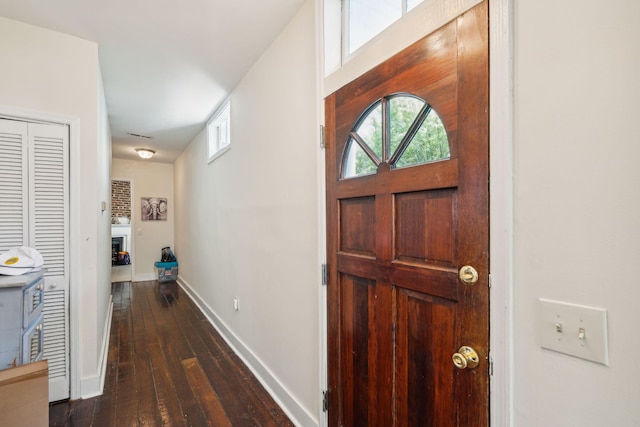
[0, 0, 306, 162]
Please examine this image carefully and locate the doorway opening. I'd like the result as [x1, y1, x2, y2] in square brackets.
[111, 179, 132, 282]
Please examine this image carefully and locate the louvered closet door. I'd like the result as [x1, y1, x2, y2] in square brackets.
[28, 123, 70, 402]
[0, 119, 28, 250]
[0, 118, 70, 402]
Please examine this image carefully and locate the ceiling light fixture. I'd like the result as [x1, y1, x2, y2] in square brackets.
[136, 148, 155, 159]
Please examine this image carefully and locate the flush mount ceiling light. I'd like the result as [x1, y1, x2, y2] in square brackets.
[135, 148, 155, 159]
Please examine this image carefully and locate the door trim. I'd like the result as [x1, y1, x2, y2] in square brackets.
[488, 0, 514, 425]
[0, 105, 80, 400]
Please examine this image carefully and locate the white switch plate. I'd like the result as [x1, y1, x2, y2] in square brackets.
[538, 298, 609, 365]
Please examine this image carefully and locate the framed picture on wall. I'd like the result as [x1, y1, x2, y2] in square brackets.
[141, 197, 167, 221]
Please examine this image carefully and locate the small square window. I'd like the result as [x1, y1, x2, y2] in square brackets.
[207, 100, 231, 162]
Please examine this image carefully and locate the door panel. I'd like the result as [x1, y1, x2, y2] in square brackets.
[326, 2, 488, 425]
[340, 197, 376, 257]
[395, 189, 457, 268]
[396, 290, 455, 427]
[29, 122, 70, 402]
[338, 273, 393, 427]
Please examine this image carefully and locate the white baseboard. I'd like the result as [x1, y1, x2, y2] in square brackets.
[81, 296, 114, 399]
[177, 275, 318, 427]
[134, 272, 156, 282]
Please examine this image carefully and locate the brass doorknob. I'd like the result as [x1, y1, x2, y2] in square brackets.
[459, 265, 479, 285]
[452, 346, 479, 369]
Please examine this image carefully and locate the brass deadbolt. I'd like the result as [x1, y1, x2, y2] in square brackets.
[459, 265, 479, 285]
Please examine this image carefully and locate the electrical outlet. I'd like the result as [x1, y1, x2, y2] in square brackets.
[233, 297, 239, 311]
[538, 298, 609, 365]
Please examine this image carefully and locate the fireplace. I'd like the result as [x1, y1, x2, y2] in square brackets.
[112, 236, 128, 265]
[111, 225, 132, 266]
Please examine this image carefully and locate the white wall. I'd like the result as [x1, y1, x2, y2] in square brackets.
[512, 0, 640, 425]
[112, 159, 175, 281]
[0, 16, 112, 398]
[174, 1, 319, 425]
[95, 69, 113, 393]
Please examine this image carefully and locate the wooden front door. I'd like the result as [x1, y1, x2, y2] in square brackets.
[325, 3, 488, 426]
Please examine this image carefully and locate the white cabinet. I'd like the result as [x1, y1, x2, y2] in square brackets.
[0, 271, 45, 369]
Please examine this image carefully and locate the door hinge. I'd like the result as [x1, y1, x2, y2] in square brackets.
[320, 125, 326, 149]
[489, 352, 494, 377]
[322, 390, 329, 412]
[321, 263, 327, 286]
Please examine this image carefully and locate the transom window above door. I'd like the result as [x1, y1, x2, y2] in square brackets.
[346, 0, 425, 54]
[341, 93, 450, 179]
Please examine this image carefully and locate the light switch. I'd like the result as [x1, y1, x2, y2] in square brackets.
[538, 298, 609, 365]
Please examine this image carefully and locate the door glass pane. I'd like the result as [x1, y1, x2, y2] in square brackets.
[342, 94, 449, 177]
[354, 103, 383, 161]
[343, 138, 378, 178]
[389, 96, 425, 156]
[348, 0, 401, 53]
[395, 109, 449, 169]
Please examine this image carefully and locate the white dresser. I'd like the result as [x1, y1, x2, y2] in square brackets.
[0, 271, 45, 369]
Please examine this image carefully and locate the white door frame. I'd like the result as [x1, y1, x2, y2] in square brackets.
[488, 0, 514, 425]
[0, 105, 80, 401]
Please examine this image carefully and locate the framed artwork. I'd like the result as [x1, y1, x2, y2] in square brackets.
[141, 197, 168, 221]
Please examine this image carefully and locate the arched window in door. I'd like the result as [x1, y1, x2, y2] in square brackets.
[341, 93, 449, 179]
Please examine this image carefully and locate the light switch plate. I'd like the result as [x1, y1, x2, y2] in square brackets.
[538, 298, 609, 365]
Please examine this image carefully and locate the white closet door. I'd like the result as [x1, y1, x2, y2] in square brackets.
[0, 119, 28, 251]
[28, 122, 70, 402]
[0, 118, 70, 402]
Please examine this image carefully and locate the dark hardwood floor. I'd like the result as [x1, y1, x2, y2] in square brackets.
[49, 281, 294, 426]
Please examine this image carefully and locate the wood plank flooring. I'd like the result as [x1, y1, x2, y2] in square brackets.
[49, 281, 294, 426]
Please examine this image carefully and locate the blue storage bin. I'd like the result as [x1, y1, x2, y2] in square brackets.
[155, 261, 178, 282]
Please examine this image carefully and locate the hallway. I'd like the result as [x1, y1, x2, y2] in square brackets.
[49, 281, 294, 426]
